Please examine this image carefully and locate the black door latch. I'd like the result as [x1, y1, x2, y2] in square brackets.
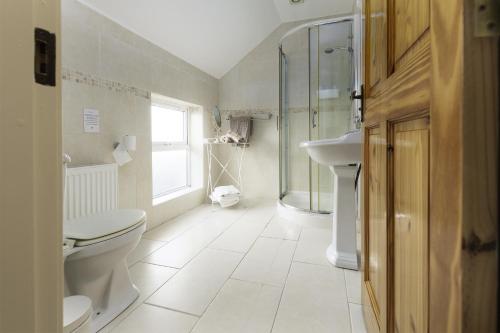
[34, 28, 56, 86]
[350, 85, 364, 122]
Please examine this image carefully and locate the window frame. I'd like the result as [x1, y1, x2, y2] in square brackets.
[151, 101, 191, 199]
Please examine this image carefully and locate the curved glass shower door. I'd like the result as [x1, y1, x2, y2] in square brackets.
[279, 19, 355, 213]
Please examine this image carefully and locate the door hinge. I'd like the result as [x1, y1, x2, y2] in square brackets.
[474, 0, 500, 37]
[34, 28, 56, 86]
[387, 144, 394, 153]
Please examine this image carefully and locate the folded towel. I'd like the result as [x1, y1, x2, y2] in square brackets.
[226, 130, 244, 143]
[219, 196, 240, 208]
[212, 185, 240, 196]
[219, 135, 232, 143]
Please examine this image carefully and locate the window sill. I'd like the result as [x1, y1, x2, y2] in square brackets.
[153, 186, 203, 207]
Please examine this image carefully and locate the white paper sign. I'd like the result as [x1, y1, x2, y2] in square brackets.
[83, 108, 100, 133]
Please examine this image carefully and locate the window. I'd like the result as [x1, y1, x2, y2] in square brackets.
[151, 101, 190, 199]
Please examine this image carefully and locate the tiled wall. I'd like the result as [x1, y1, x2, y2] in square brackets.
[62, 0, 218, 228]
[217, 23, 297, 199]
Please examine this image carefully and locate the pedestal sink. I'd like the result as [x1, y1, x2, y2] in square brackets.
[300, 130, 362, 270]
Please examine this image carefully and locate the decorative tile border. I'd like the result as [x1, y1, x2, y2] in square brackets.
[62, 68, 150, 99]
[220, 108, 279, 118]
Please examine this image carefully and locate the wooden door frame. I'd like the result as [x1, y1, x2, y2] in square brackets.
[0, 0, 63, 332]
[430, 0, 498, 332]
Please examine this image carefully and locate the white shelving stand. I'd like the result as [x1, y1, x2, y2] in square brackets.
[204, 139, 249, 201]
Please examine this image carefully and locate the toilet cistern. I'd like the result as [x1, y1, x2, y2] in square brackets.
[300, 130, 362, 270]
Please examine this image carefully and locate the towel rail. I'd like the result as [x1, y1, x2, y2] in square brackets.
[226, 113, 272, 121]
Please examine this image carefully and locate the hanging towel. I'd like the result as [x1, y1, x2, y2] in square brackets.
[229, 117, 252, 143]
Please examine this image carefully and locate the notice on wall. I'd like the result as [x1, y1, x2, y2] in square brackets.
[83, 108, 100, 133]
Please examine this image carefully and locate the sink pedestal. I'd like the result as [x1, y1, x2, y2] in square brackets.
[326, 165, 358, 270]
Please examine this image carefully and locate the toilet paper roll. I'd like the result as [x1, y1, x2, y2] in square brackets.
[113, 144, 132, 166]
[123, 135, 136, 151]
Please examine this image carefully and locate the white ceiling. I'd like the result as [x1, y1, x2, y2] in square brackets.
[78, 0, 353, 79]
[273, 0, 353, 23]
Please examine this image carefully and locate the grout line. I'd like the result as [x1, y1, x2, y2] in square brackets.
[143, 302, 201, 318]
[127, 241, 169, 267]
[292, 259, 331, 267]
[138, 261, 182, 269]
[270, 237, 299, 332]
[228, 276, 285, 289]
[342, 269, 354, 333]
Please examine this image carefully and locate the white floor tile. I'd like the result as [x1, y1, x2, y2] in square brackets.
[99, 263, 177, 332]
[110, 304, 197, 333]
[272, 262, 350, 333]
[238, 205, 276, 226]
[146, 248, 243, 316]
[192, 279, 282, 333]
[142, 205, 213, 242]
[209, 220, 268, 253]
[349, 303, 368, 333]
[261, 216, 302, 241]
[293, 227, 331, 266]
[345, 269, 362, 304]
[127, 239, 166, 266]
[142, 218, 234, 268]
[232, 237, 296, 286]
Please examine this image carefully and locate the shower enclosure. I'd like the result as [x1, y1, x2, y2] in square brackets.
[279, 17, 358, 215]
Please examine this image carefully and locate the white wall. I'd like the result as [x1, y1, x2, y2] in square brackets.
[62, 0, 218, 228]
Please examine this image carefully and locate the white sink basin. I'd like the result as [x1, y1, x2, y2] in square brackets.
[300, 130, 362, 166]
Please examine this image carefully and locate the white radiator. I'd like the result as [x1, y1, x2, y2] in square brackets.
[64, 163, 118, 221]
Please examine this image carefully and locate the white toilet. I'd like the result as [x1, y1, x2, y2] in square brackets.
[64, 209, 146, 332]
[64, 296, 92, 333]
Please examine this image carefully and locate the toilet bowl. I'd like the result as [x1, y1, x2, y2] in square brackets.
[64, 296, 92, 333]
[64, 209, 146, 332]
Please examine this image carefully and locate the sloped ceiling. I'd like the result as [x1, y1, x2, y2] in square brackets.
[78, 0, 353, 79]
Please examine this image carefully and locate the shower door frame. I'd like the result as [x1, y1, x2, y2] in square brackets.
[278, 16, 355, 214]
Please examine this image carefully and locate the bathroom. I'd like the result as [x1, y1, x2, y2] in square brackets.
[60, 0, 365, 331]
[1, 0, 498, 333]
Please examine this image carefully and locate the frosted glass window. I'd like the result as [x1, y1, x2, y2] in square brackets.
[152, 150, 188, 197]
[151, 100, 190, 199]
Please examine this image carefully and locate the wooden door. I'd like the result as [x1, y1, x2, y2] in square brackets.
[362, 0, 431, 330]
[361, 0, 498, 332]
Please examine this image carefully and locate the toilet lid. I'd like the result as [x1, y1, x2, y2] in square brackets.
[63, 296, 92, 333]
[64, 209, 146, 241]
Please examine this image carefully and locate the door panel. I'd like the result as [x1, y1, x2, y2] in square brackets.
[394, 0, 430, 63]
[367, 0, 387, 90]
[393, 118, 429, 333]
[364, 125, 387, 331]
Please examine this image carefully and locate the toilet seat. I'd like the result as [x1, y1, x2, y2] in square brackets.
[64, 209, 146, 246]
[63, 296, 92, 333]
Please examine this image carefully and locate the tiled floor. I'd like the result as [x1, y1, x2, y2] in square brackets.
[100, 200, 368, 333]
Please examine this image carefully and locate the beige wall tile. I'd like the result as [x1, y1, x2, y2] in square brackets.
[62, 0, 218, 228]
